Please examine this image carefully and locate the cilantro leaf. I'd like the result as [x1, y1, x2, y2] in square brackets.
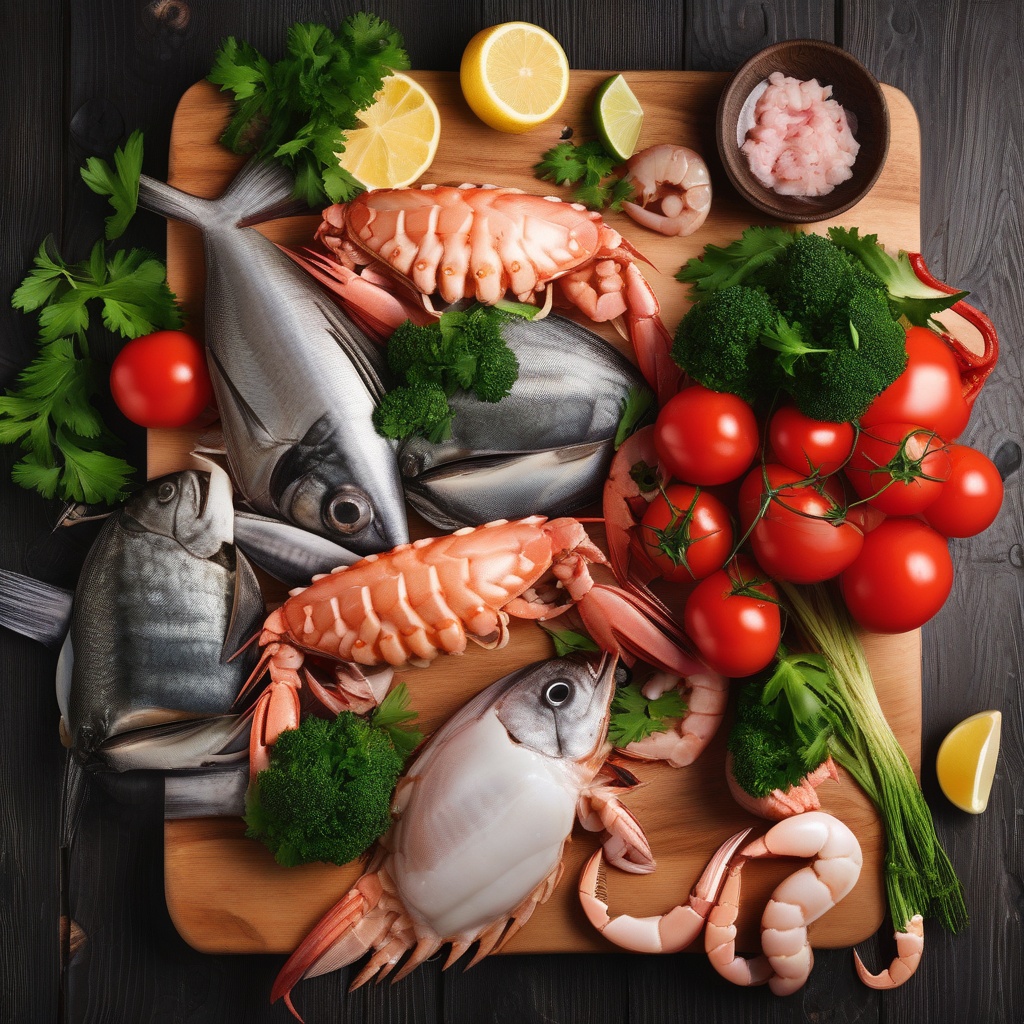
[675, 225, 796, 294]
[370, 682, 423, 759]
[80, 130, 144, 240]
[608, 682, 687, 747]
[534, 139, 632, 211]
[539, 624, 600, 658]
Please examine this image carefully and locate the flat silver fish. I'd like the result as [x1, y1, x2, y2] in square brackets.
[65, 465, 264, 765]
[137, 160, 408, 555]
[398, 313, 650, 529]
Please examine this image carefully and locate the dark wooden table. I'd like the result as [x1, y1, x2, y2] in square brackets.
[2, 2, 1021, 1022]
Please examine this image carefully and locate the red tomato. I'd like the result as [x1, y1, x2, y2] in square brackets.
[768, 405, 855, 476]
[840, 519, 953, 633]
[654, 385, 759, 486]
[110, 331, 212, 429]
[845, 422, 952, 515]
[639, 483, 734, 582]
[738, 464, 864, 583]
[684, 557, 780, 677]
[861, 326, 970, 440]
[923, 444, 1004, 537]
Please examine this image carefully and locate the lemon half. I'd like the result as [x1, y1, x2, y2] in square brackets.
[338, 72, 440, 190]
[460, 22, 570, 133]
[936, 709, 1001, 814]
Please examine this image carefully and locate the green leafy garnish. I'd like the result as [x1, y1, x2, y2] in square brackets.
[208, 15, 410, 206]
[539, 624, 600, 658]
[613, 386, 655, 449]
[3, 129, 183, 506]
[675, 225, 795, 294]
[608, 682, 686, 747]
[534, 140, 635, 211]
[80, 130, 144, 241]
[369, 683, 423, 759]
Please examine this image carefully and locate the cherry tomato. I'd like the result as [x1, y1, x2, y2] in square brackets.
[738, 464, 864, 583]
[861, 326, 970, 440]
[840, 519, 953, 633]
[639, 483, 734, 583]
[768, 405, 855, 476]
[110, 330, 212, 429]
[684, 557, 780, 677]
[654, 385, 759, 486]
[923, 444, 1004, 538]
[845, 422, 952, 515]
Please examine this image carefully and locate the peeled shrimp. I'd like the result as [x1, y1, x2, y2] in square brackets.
[705, 811, 863, 996]
[620, 145, 712, 237]
[619, 670, 729, 767]
[854, 915, 925, 989]
[725, 752, 840, 820]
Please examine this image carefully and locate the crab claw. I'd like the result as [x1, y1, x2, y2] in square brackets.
[579, 827, 752, 953]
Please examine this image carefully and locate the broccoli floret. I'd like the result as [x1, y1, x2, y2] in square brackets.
[846, 285, 909, 384]
[471, 341, 519, 402]
[386, 319, 476, 390]
[770, 232, 857, 327]
[671, 285, 779, 403]
[244, 711, 406, 867]
[790, 347, 887, 423]
[828, 225, 969, 329]
[372, 382, 453, 443]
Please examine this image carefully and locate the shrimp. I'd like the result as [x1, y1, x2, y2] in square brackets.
[620, 145, 712, 237]
[725, 752, 840, 820]
[853, 915, 925, 989]
[618, 670, 729, 767]
[705, 811, 863, 996]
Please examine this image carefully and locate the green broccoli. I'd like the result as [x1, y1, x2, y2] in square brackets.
[828, 225, 969, 329]
[471, 341, 519, 402]
[670, 285, 779, 403]
[767, 231, 858, 327]
[372, 382, 453, 443]
[386, 318, 476, 390]
[726, 656, 833, 799]
[244, 686, 422, 867]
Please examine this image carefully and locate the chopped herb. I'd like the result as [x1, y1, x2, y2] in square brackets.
[534, 140, 635, 211]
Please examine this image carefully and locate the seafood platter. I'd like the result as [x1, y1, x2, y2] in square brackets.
[11, 21, 1000, 1015]
[155, 68, 932, 958]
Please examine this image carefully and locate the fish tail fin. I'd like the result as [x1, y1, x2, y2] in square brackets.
[138, 158, 309, 230]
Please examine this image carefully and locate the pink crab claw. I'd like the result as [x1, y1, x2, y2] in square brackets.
[853, 915, 925, 989]
[579, 827, 752, 953]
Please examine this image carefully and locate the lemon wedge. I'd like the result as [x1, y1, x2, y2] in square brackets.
[337, 72, 440, 190]
[460, 22, 570, 133]
[936, 710, 1001, 813]
[594, 74, 644, 162]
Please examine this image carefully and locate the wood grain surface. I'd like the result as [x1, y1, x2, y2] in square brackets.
[156, 70, 922, 957]
[0, 3, 1020, 1024]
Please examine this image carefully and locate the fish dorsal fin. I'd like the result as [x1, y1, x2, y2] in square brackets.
[313, 294, 391, 405]
[0, 568, 74, 649]
[221, 548, 266, 664]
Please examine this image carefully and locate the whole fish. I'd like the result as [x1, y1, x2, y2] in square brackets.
[271, 653, 656, 1010]
[0, 465, 264, 770]
[137, 160, 408, 555]
[399, 313, 651, 529]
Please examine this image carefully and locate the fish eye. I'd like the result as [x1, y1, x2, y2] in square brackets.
[543, 680, 573, 707]
[157, 482, 177, 503]
[324, 486, 373, 535]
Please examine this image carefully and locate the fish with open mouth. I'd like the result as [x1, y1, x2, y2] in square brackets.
[0, 463, 264, 772]
[399, 313, 651, 529]
[137, 159, 408, 556]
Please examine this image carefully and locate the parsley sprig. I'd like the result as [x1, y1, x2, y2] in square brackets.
[370, 682, 423, 759]
[208, 15, 410, 206]
[2, 131, 182, 505]
[535, 140, 635, 211]
[608, 682, 687, 748]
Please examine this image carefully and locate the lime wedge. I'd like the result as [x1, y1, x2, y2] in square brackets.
[593, 74, 644, 162]
[936, 709, 1001, 813]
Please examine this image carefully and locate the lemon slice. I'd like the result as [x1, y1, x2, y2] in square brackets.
[337, 72, 441, 190]
[594, 74, 644, 161]
[460, 22, 570, 133]
[936, 710, 1001, 813]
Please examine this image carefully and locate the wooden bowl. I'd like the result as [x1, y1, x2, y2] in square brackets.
[716, 39, 890, 222]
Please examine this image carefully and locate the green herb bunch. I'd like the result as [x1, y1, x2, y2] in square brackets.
[534, 140, 634, 211]
[208, 15, 410, 206]
[2, 131, 182, 504]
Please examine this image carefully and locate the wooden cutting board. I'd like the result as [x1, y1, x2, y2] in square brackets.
[157, 71, 924, 956]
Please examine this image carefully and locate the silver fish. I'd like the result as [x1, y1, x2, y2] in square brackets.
[137, 160, 408, 554]
[65, 465, 264, 765]
[398, 313, 650, 529]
